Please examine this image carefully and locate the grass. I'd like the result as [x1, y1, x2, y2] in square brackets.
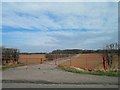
[1, 64, 25, 71]
[58, 65, 120, 77]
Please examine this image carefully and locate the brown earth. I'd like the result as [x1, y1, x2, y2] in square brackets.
[18, 53, 118, 70]
[18, 54, 46, 64]
[59, 53, 118, 70]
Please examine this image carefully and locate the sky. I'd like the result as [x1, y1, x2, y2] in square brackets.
[2, 2, 118, 52]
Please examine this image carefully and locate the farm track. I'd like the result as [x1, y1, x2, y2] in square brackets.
[2, 56, 119, 88]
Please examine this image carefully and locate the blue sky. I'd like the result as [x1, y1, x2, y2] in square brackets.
[2, 2, 118, 52]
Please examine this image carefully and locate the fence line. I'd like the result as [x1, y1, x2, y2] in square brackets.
[2, 55, 106, 70]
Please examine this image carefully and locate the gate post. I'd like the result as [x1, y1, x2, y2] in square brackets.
[86, 56, 88, 69]
[40, 58, 43, 64]
[103, 55, 107, 71]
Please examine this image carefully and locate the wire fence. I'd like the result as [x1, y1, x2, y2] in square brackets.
[2, 54, 105, 70]
[59, 55, 103, 70]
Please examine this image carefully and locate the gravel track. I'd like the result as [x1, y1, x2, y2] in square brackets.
[2, 59, 119, 88]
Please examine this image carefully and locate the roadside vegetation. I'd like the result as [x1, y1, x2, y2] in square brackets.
[59, 66, 120, 77]
[1, 63, 25, 71]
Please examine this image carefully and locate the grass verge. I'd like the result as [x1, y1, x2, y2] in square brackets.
[1, 64, 25, 71]
[58, 65, 120, 77]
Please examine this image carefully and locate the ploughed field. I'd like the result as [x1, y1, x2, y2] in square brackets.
[59, 54, 118, 70]
[18, 53, 118, 70]
[19, 54, 46, 64]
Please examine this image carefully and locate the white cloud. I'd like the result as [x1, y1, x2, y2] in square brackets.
[2, 2, 117, 31]
[2, 29, 117, 52]
[2, 2, 118, 52]
[3, 31, 59, 46]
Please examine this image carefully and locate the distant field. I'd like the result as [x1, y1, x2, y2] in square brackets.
[59, 53, 118, 70]
[18, 53, 118, 70]
[19, 54, 46, 64]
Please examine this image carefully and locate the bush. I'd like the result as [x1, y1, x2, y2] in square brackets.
[2, 47, 20, 65]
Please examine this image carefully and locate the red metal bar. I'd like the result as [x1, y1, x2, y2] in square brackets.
[103, 55, 107, 71]
[40, 58, 43, 64]
[86, 56, 88, 69]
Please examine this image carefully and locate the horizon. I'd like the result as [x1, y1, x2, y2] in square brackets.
[2, 2, 118, 52]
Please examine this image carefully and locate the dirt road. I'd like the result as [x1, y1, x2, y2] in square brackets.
[2, 59, 119, 88]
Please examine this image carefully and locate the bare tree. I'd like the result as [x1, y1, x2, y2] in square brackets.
[104, 42, 119, 67]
